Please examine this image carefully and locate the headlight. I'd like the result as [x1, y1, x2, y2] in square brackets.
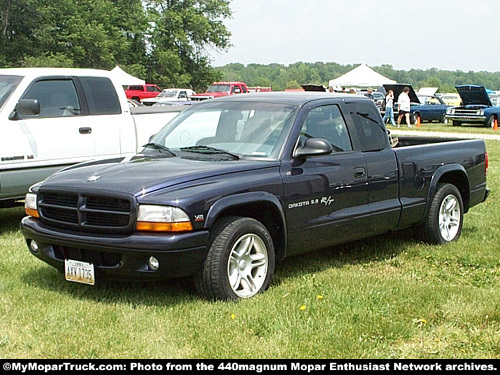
[136, 205, 193, 232]
[25, 193, 39, 218]
[478, 109, 484, 116]
[446, 108, 452, 115]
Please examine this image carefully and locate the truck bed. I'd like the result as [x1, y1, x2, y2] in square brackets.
[392, 135, 488, 228]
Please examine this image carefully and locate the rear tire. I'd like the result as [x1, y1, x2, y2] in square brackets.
[194, 216, 275, 300]
[416, 183, 463, 244]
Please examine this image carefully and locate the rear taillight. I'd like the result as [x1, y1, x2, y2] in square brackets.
[485, 152, 489, 176]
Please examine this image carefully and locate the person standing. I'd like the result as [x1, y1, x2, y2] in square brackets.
[365, 88, 374, 100]
[397, 86, 412, 127]
[382, 89, 396, 126]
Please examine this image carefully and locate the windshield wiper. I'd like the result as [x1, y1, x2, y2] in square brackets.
[180, 145, 240, 159]
[142, 142, 176, 156]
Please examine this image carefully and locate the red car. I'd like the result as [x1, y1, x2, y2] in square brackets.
[125, 84, 162, 102]
[190, 81, 248, 101]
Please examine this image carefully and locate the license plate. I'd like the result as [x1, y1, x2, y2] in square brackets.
[65, 259, 95, 285]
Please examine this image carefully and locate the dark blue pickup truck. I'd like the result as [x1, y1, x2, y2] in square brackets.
[21, 93, 489, 300]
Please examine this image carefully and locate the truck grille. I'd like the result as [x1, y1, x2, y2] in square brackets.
[450, 108, 479, 116]
[38, 190, 136, 233]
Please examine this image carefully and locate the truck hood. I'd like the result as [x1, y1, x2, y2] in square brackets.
[455, 85, 492, 106]
[40, 155, 279, 197]
[383, 84, 420, 104]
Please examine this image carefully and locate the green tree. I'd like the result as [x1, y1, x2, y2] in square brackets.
[143, 0, 231, 90]
[0, 0, 231, 90]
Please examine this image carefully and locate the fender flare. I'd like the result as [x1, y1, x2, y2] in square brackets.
[422, 163, 469, 222]
[204, 191, 288, 259]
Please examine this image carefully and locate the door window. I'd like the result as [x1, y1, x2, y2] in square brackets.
[301, 105, 352, 152]
[22, 79, 80, 118]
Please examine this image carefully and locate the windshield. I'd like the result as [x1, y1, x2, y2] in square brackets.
[149, 100, 298, 159]
[207, 84, 230, 93]
[0, 75, 23, 110]
[158, 90, 177, 98]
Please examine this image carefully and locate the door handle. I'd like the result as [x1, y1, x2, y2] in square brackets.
[353, 167, 366, 178]
[79, 127, 92, 134]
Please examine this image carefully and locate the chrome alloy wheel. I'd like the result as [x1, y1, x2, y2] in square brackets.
[227, 233, 269, 298]
[438, 194, 461, 241]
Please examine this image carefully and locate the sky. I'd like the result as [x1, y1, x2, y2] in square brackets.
[209, 0, 499, 72]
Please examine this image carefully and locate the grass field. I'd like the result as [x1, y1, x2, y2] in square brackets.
[0, 130, 499, 359]
[390, 121, 498, 135]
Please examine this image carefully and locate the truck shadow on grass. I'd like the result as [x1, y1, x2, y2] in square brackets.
[21, 228, 418, 306]
[274, 228, 417, 286]
[0, 206, 25, 235]
[22, 266, 199, 306]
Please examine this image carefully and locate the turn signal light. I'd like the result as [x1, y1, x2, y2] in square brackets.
[25, 207, 40, 218]
[136, 221, 193, 232]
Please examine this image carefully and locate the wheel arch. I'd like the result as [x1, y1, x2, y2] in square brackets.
[425, 164, 470, 219]
[487, 113, 498, 128]
[205, 192, 287, 261]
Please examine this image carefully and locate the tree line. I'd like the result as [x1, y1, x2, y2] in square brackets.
[216, 62, 500, 93]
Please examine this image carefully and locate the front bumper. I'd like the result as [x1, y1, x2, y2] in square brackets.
[445, 114, 487, 124]
[21, 217, 210, 281]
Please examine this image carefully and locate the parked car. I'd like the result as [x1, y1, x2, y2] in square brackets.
[413, 94, 450, 123]
[0, 68, 183, 207]
[190, 82, 248, 101]
[125, 84, 162, 102]
[371, 91, 385, 110]
[383, 84, 449, 124]
[21, 93, 488, 300]
[445, 85, 500, 127]
[141, 88, 196, 106]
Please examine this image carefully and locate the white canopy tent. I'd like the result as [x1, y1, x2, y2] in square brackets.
[329, 64, 396, 88]
[110, 66, 145, 86]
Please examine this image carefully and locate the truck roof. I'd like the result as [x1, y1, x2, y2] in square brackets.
[0, 67, 116, 79]
[211, 81, 247, 85]
[206, 91, 370, 105]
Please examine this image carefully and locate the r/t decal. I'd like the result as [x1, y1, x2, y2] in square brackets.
[321, 196, 334, 206]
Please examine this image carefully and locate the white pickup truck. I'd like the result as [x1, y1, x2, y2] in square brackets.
[0, 68, 183, 207]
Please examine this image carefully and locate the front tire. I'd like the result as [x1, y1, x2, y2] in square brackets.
[487, 115, 496, 128]
[416, 183, 463, 244]
[413, 113, 421, 125]
[194, 216, 275, 300]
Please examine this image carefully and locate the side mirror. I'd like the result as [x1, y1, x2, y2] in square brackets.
[294, 138, 333, 159]
[9, 99, 41, 120]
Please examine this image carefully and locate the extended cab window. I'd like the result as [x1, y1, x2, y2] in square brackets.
[22, 79, 80, 118]
[79, 77, 121, 115]
[301, 105, 352, 152]
[347, 101, 388, 152]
